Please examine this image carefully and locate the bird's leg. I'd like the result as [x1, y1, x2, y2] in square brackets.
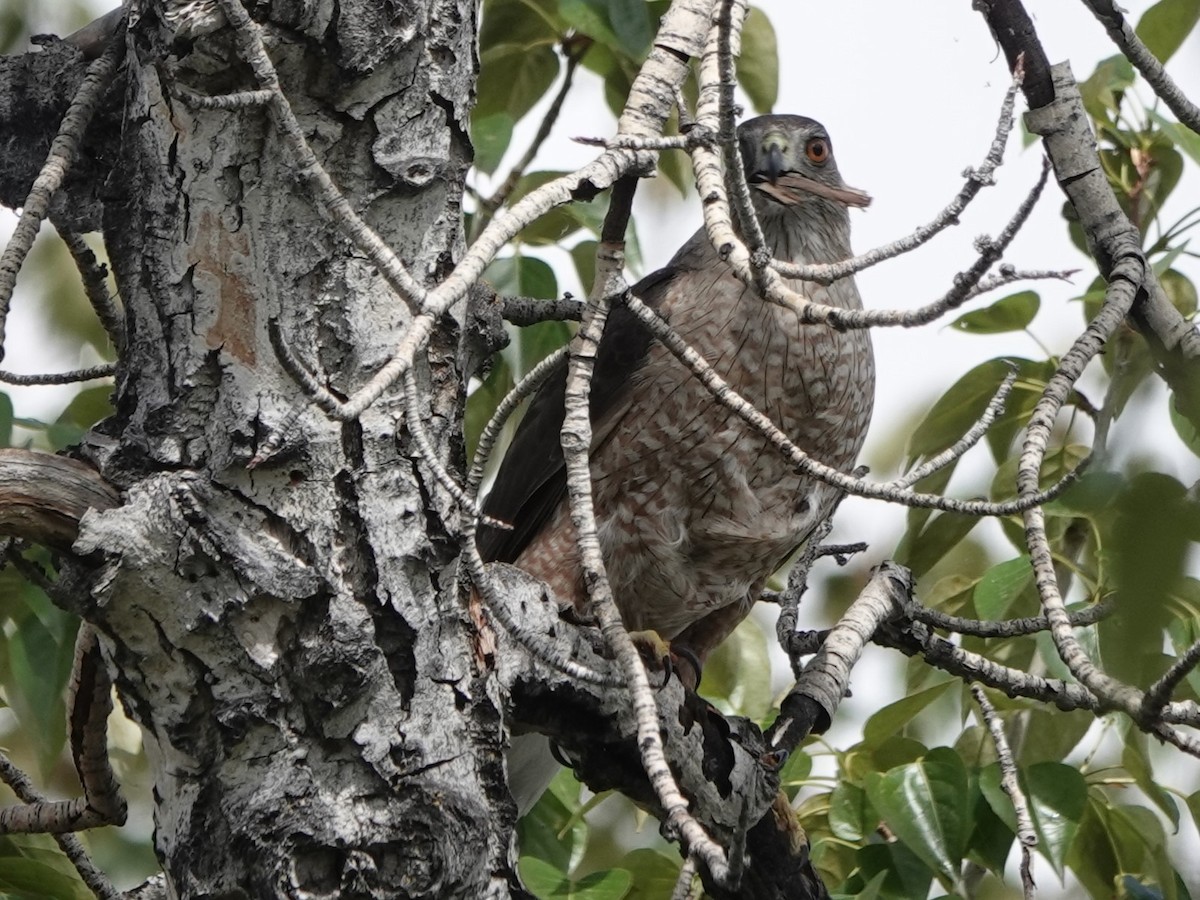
[627, 631, 703, 690]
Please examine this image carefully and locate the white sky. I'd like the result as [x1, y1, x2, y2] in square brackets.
[5, 1, 1200, 894]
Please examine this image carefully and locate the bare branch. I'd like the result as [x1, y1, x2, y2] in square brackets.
[971, 685, 1036, 899]
[501, 295, 585, 326]
[0, 363, 115, 385]
[1079, 0, 1200, 135]
[559, 177, 735, 882]
[671, 857, 699, 900]
[897, 368, 1017, 488]
[774, 517, 838, 678]
[1141, 638, 1200, 719]
[0, 449, 120, 550]
[0, 751, 120, 899]
[767, 563, 911, 754]
[56, 228, 124, 351]
[911, 597, 1112, 639]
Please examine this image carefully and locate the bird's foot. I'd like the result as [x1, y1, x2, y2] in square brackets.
[627, 631, 702, 691]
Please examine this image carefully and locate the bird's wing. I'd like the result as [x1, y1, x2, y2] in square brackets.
[476, 257, 691, 564]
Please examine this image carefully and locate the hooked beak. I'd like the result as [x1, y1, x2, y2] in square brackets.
[763, 134, 787, 184]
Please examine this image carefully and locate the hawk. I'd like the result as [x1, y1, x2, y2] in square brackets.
[479, 115, 875, 809]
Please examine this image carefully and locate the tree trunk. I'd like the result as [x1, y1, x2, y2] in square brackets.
[56, 2, 520, 895]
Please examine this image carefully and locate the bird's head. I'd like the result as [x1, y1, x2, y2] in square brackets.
[738, 114, 870, 211]
[737, 114, 869, 259]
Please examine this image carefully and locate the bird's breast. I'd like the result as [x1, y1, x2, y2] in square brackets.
[587, 268, 874, 637]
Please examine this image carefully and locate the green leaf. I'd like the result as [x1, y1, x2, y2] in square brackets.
[737, 8, 778, 114]
[949, 291, 1040, 334]
[1122, 875, 1169, 899]
[894, 510, 979, 580]
[476, 43, 560, 121]
[1150, 110, 1200, 166]
[0, 391, 11, 447]
[0, 855, 94, 900]
[829, 780, 872, 841]
[1122, 725, 1180, 829]
[47, 385, 113, 450]
[972, 557, 1032, 620]
[621, 848, 681, 899]
[1101, 473, 1196, 685]
[966, 779, 1016, 876]
[1011, 708, 1094, 765]
[0, 590, 76, 768]
[850, 842, 933, 900]
[1187, 789, 1200, 836]
[515, 321, 573, 382]
[907, 358, 1019, 460]
[1159, 269, 1198, 317]
[1136, 0, 1200, 64]
[519, 857, 632, 900]
[865, 747, 971, 887]
[560, 0, 651, 60]
[480, 0, 562, 51]
[1078, 55, 1135, 122]
[519, 771, 586, 874]
[1024, 762, 1087, 877]
[570, 240, 597, 296]
[699, 615, 771, 720]
[1171, 395, 1200, 458]
[984, 763, 1089, 883]
[486, 254, 559, 301]
[472, 112, 514, 176]
[862, 682, 954, 749]
[778, 748, 812, 794]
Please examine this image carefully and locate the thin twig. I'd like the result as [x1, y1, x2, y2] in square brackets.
[897, 368, 1017, 488]
[481, 50, 584, 216]
[55, 228, 125, 351]
[971, 685, 1036, 899]
[1141, 638, 1200, 718]
[0, 751, 121, 899]
[559, 179, 735, 881]
[773, 67, 1025, 286]
[403, 368, 505, 528]
[1020, 256, 1147, 717]
[0, 364, 115, 386]
[1079, 0, 1200, 134]
[622, 293, 1086, 517]
[465, 347, 570, 501]
[911, 597, 1112, 638]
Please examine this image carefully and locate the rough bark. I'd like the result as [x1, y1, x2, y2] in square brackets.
[0, 39, 123, 232]
[44, 2, 517, 896]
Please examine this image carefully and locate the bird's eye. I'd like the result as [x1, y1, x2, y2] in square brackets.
[805, 138, 830, 164]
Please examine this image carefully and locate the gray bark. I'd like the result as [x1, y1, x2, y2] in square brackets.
[49, 2, 521, 896]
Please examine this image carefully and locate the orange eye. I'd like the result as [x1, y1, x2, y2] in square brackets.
[806, 138, 830, 164]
